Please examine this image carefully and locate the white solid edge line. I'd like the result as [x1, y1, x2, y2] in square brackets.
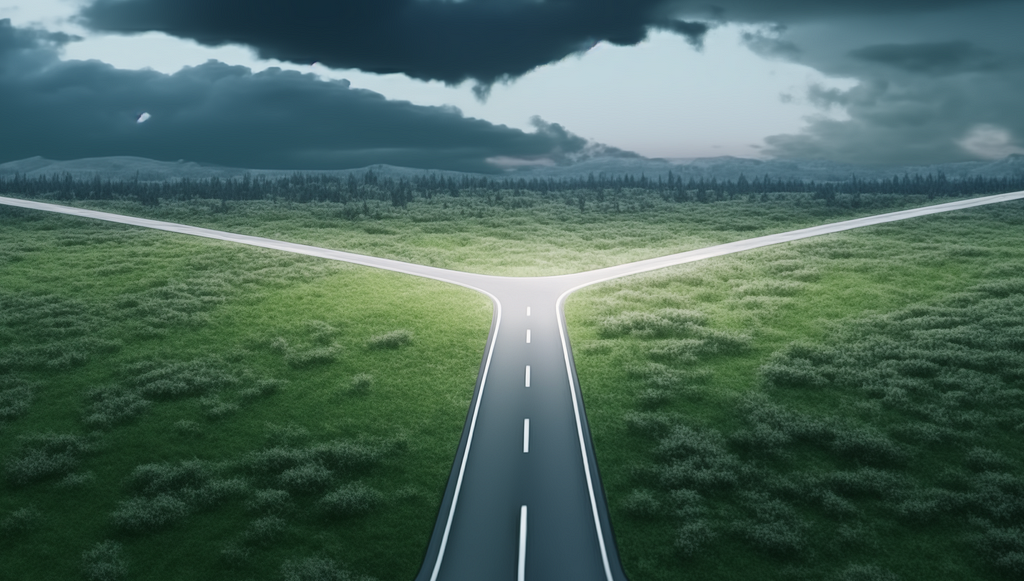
[518, 505, 528, 581]
[525, 365, 531, 387]
[556, 290, 614, 581]
[524, 419, 530, 453]
[429, 294, 502, 581]
[550, 189, 1024, 581]
[526, 329, 531, 344]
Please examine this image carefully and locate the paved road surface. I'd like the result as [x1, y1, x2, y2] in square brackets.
[3, 191, 1023, 581]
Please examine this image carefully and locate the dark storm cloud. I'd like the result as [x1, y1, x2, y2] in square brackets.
[733, 1, 1024, 165]
[79, 0, 710, 87]
[0, 19, 624, 172]
[848, 41, 1010, 76]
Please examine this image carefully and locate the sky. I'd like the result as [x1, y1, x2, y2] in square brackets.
[1, 0, 1021, 173]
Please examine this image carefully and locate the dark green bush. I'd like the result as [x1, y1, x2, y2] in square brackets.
[367, 329, 414, 349]
[317, 482, 384, 518]
[5, 432, 91, 485]
[277, 463, 333, 494]
[246, 489, 293, 515]
[83, 385, 151, 428]
[110, 494, 190, 534]
[81, 540, 129, 581]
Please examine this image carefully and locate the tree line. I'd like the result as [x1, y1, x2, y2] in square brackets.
[1, 169, 1022, 207]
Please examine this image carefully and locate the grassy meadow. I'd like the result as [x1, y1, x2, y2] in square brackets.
[29, 190, 967, 276]
[565, 200, 1024, 580]
[0, 206, 492, 581]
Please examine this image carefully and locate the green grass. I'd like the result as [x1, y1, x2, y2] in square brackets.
[0, 207, 492, 581]
[565, 200, 1024, 581]
[33, 190, 966, 276]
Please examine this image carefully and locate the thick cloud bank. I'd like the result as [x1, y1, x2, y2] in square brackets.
[0, 19, 629, 172]
[79, 0, 709, 88]
[77, 0, 1024, 166]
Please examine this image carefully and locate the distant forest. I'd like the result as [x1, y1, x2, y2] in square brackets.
[2, 170, 1022, 208]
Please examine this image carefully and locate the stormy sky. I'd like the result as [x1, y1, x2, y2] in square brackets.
[0, 0, 1021, 171]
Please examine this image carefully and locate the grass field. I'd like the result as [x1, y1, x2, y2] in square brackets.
[27, 191, 964, 276]
[0, 206, 492, 581]
[565, 200, 1024, 581]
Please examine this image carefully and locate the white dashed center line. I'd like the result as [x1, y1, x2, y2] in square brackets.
[525, 365, 531, 387]
[526, 329, 531, 344]
[518, 505, 528, 581]
[526, 306, 531, 317]
[523, 418, 530, 453]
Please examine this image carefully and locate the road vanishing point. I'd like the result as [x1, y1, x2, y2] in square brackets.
[3, 191, 1024, 581]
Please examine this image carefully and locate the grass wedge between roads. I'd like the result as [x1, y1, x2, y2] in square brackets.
[566, 200, 1024, 581]
[0, 206, 492, 581]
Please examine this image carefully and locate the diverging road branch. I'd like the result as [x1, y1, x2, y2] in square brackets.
[3, 191, 1023, 581]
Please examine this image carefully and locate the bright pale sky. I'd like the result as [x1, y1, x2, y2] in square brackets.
[1, 0, 854, 160]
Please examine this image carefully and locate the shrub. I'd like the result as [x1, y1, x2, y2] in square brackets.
[126, 359, 240, 399]
[83, 385, 151, 428]
[81, 541, 128, 581]
[635, 388, 671, 409]
[831, 564, 900, 581]
[0, 505, 42, 537]
[309, 440, 387, 472]
[201, 396, 239, 420]
[599, 309, 708, 339]
[674, 520, 717, 558]
[735, 519, 806, 556]
[246, 489, 293, 514]
[317, 482, 384, 518]
[623, 411, 674, 438]
[186, 478, 250, 509]
[305, 321, 339, 344]
[5, 432, 90, 485]
[285, 346, 340, 367]
[367, 329, 414, 349]
[280, 557, 356, 581]
[173, 420, 203, 437]
[0, 375, 34, 423]
[620, 489, 661, 518]
[127, 460, 212, 495]
[240, 515, 288, 547]
[350, 373, 373, 393]
[110, 494, 190, 534]
[277, 463, 334, 494]
[239, 379, 285, 401]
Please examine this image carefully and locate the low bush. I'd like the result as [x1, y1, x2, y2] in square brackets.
[246, 488, 293, 514]
[280, 557, 359, 581]
[5, 432, 91, 485]
[0, 505, 42, 537]
[83, 385, 151, 429]
[317, 482, 384, 518]
[0, 374, 34, 424]
[277, 463, 334, 494]
[620, 488, 661, 518]
[674, 520, 717, 558]
[109, 494, 190, 534]
[81, 540, 129, 581]
[125, 358, 240, 400]
[350, 373, 373, 393]
[830, 564, 900, 581]
[239, 515, 288, 547]
[367, 329, 414, 349]
[285, 346, 340, 368]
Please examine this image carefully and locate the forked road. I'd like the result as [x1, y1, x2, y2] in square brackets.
[3, 192, 1023, 581]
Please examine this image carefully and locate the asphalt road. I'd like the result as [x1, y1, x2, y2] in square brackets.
[3, 190, 1023, 581]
